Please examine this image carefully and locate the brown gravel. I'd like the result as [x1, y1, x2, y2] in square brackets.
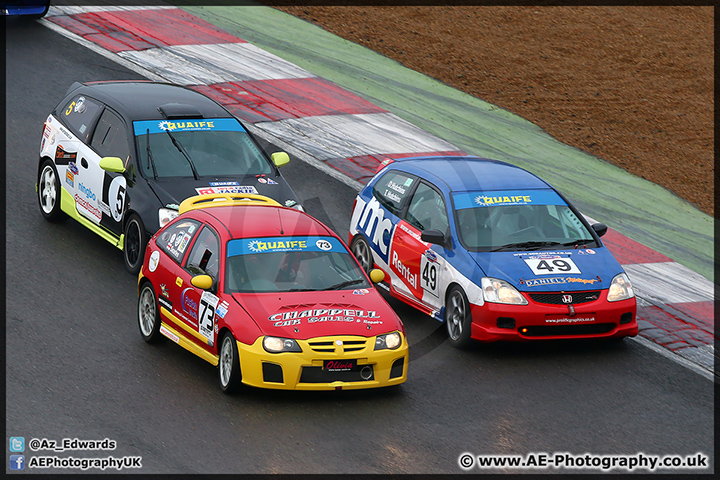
[270, 5, 714, 217]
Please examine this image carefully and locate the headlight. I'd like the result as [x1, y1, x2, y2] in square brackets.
[481, 277, 528, 305]
[374, 332, 402, 350]
[607, 273, 635, 302]
[158, 208, 179, 228]
[263, 336, 302, 353]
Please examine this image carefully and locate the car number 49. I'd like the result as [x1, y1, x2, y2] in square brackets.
[524, 258, 581, 275]
[420, 255, 439, 297]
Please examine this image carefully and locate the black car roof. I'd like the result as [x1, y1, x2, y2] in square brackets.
[65, 81, 233, 122]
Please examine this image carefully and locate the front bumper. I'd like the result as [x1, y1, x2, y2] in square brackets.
[237, 334, 408, 390]
[469, 291, 638, 342]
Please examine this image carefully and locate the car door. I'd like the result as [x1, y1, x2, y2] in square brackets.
[50, 94, 103, 222]
[152, 218, 202, 336]
[88, 107, 131, 236]
[168, 224, 222, 353]
[352, 170, 416, 268]
[388, 181, 450, 312]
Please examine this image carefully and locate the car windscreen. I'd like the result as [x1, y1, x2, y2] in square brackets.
[225, 236, 371, 293]
[452, 189, 599, 251]
[133, 118, 273, 178]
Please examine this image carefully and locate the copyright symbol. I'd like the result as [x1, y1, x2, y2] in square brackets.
[459, 453, 474, 470]
[29, 439, 40, 451]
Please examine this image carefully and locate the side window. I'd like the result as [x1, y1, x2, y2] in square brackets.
[371, 171, 416, 216]
[60, 95, 102, 142]
[91, 108, 130, 163]
[158, 220, 202, 264]
[185, 226, 220, 280]
[406, 182, 449, 233]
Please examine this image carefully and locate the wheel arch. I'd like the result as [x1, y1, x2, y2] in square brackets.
[443, 281, 466, 309]
[137, 275, 152, 296]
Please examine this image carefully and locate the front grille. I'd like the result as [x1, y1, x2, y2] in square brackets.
[520, 323, 615, 337]
[341, 340, 367, 352]
[307, 341, 335, 353]
[299, 366, 374, 383]
[529, 291, 601, 305]
[307, 338, 368, 353]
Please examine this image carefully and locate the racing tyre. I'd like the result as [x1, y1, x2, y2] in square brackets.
[219, 331, 243, 393]
[351, 235, 373, 275]
[138, 282, 165, 343]
[445, 286, 473, 349]
[124, 214, 147, 275]
[37, 159, 64, 222]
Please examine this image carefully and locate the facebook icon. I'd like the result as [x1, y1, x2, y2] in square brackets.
[9, 455, 25, 470]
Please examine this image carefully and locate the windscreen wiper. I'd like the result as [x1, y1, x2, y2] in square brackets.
[320, 279, 366, 291]
[145, 129, 158, 179]
[491, 241, 562, 252]
[165, 129, 199, 180]
[562, 239, 596, 247]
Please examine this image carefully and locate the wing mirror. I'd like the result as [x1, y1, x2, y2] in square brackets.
[191, 274, 213, 290]
[99, 156, 125, 173]
[369, 269, 385, 283]
[271, 152, 290, 168]
[591, 223, 608, 237]
[421, 229, 449, 249]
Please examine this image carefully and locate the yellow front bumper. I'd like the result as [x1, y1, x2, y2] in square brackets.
[238, 334, 408, 391]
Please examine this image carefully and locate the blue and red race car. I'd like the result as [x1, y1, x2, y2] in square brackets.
[138, 194, 407, 391]
[349, 155, 638, 347]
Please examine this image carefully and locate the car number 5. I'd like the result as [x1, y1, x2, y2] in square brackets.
[108, 176, 127, 222]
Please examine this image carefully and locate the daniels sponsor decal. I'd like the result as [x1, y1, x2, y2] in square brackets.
[522, 277, 599, 287]
[268, 308, 381, 327]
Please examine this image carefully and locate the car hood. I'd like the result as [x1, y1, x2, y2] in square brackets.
[146, 175, 299, 209]
[467, 247, 623, 292]
[230, 289, 403, 340]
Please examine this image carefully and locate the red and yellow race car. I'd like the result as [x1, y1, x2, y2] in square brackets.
[137, 194, 408, 392]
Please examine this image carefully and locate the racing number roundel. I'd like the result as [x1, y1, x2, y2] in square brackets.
[108, 175, 127, 222]
[524, 257, 581, 275]
[198, 291, 220, 342]
[420, 254, 440, 297]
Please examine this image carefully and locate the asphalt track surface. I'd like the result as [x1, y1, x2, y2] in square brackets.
[4, 16, 715, 475]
